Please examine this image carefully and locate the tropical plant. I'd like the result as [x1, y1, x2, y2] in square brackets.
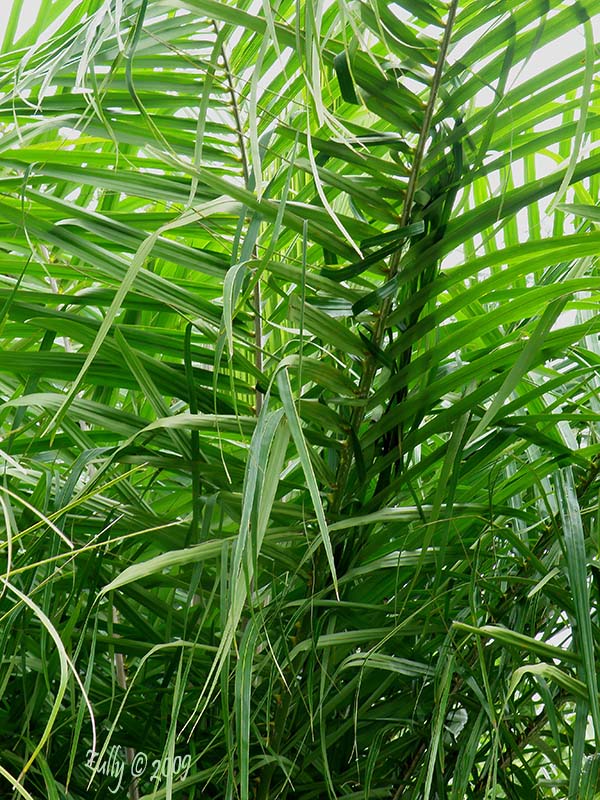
[1, 0, 600, 798]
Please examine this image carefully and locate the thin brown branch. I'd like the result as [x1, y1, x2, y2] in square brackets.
[113, 607, 139, 800]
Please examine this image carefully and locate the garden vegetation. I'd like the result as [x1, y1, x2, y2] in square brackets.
[1, 1, 600, 798]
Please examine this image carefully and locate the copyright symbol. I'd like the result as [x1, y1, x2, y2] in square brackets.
[130, 751, 148, 778]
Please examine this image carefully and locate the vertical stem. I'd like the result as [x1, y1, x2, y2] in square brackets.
[253, 281, 263, 414]
[219, 28, 264, 416]
[113, 607, 139, 800]
[330, 0, 460, 514]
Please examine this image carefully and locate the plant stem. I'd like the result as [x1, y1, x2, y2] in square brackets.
[113, 607, 139, 800]
[330, 0, 459, 515]
[219, 27, 264, 415]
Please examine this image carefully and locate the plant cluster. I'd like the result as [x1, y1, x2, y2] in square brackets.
[1, 1, 600, 798]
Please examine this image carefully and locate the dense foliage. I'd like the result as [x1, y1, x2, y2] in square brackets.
[1, 1, 600, 798]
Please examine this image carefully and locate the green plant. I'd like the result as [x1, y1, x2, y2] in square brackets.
[1, 1, 600, 798]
